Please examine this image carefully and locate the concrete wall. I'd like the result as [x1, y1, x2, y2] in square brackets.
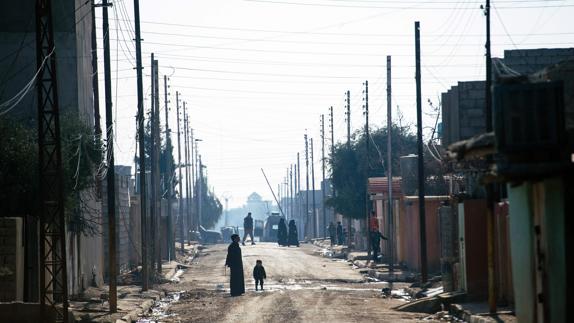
[441, 81, 485, 147]
[102, 166, 134, 280]
[0, 0, 99, 297]
[441, 48, 574, 147]
[503, 48, 574, 75]
[0, 0, 94, 123]
[0, 218, 24, 301]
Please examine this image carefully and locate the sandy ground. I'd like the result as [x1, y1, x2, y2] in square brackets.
[142, 243, 436, 323]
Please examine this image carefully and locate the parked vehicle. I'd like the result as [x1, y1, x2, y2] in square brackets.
[220, 226, 239, 242]
[263, 213, 284, 242]
[253, 219, 264, 239]
[199, 225, 222, 244]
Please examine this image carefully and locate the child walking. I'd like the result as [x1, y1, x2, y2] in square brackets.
[252, 259, 267, 291]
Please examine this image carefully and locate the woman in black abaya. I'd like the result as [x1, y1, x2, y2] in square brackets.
[225, 234, 245, 296]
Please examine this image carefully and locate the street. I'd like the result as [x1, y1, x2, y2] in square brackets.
[144, 243, 433, 323]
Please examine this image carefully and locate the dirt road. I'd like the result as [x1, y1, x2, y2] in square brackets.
[144, 243, 434, 323]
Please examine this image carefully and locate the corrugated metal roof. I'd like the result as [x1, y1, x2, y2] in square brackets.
[367, 177, 402, 195]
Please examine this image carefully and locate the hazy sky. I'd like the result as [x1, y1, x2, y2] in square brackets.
[97, 0, 573, 208]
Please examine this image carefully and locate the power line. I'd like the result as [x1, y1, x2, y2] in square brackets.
[246, 0, 574, 10]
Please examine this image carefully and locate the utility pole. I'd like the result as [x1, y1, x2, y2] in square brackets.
[187, 112, 193, 243]
[387, 55, 394, 273]
[304, 133, 310, 239]
[346, 91, 351, 148]
[363, 80, 371, 259]
[163, 75, 174, 261]
[149, 55, 155, 273]
[345, 91, 351, 247]
[292, 158, 301, 227]
[151, 56, 161, 274]
[91, 0, 101, 139]
[133, 0, 148, 291]
[153, 60, 161, 272]
[183, 102, 191, 245]
[297, 153, 301, 239]
[277, 184, 281, 213]
[195, 140, 201, 230]
[190, 129, 195, 231]
[415, 21, 428, 283]
[176, 92, 184, 253]
[310, 138, 317, 238]
[329, 106, 335, 223]
[102, 0, 117, 311]
[290, 165, 294, 221]
[198, 155, 203, 228]
[321, 115, 326, 239]
[35, 0, 68, 320]
[484, 0, 496, 314]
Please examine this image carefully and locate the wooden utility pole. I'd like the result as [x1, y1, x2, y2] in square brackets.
[346, 91, 351, 148]
[364, 80, 371, 259]
[310, 138, 317, 238]
[304, 133, 310, 239]
[151, 56, 162, 273]
[195, 141, 201, 229]
[345, 91, 351, 247]
[415, 21, 428, 283]
[133, 0, 148, 291]
[154, 60, 162, 272]
[386, 55, 394, 273]
[163, 75, 174, 261]
[91, 0, 101, 138]
[484, 0, 497, 313]
[329, 106, 335, 203]
[190, 129, 196, 231]
[198, 154, 203, 228]
[176, 92, 184, 253]
[290, 165, 294, 221]
[183, 102, 191, 244]
[294, 158, 299, 225]
[297, 153, 303, 239]
[321, 115, 326, 239]
[102, 0, 117, 311]
[149, 54, 157, 274]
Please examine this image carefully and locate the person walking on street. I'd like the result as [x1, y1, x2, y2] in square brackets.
[369, 212, 388, 263]
[287, 220, 299, 247]
[252, 259, 267, 291]
[328, 222, 336, 246]
[225, 234, 245, 296]
[336, 221, 344, 245]
[242, 212, 255, 245]
[277, 218, 288, 246]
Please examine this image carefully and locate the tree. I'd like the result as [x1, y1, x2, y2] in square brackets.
[0, 114, 103, 235]
[194, 177, 223, 229]
[137, 118, 176, 199]
[327, 123, 446, 220]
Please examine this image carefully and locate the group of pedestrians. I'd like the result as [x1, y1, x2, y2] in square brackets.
[277, 218, 299, 247]
[327, 221, 345, 245]
[327, 213, 388, 263]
